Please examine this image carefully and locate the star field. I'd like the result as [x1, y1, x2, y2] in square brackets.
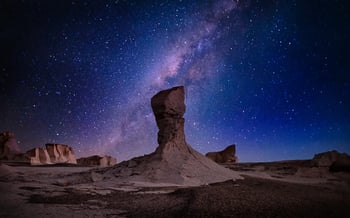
[1, 0, 349, 162]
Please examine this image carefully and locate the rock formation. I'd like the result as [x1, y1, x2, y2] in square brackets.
[95, 86, 241, 186]
[45, 143, 77, 164]
[151, 86, 187, 152]
[16, 144, 78, 165]
[311, 150, 350, 172]
[25, 148, 52, 165]
[0, 131, 77, 165]
[0, 131, 21, 160]
[295, 150, 350, 177]
[77, 155, 117, 167]
[206, 144, 238, 163]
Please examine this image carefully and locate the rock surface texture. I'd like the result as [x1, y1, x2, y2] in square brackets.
[0, 132, 21, 160]
[97, 86, 241, 186]
[26, 148, 52, 165]
[311, 150, 350, 172]
[19, 144, 78, 165]
[206, 144, 238, 163]
[45, 144, 77, 164]
[77, 155, 117, 167]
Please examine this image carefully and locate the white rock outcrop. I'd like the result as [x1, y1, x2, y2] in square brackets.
[45, 143, 77, 164]
[25, 144, 77, 165]
[25, 148, 52, 165]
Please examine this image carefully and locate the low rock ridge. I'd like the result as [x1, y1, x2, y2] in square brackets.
[205, 144, 238, 163]
[77, 155, 117, 167]
[311, 150, 350, 172]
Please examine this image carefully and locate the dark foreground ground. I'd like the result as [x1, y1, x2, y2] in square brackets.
[27, 176, 350, 218]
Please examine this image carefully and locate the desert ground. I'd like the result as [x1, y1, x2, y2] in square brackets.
[1, 161, 349, 218]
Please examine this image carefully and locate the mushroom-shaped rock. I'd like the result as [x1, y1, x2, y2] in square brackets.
[151, 86, 188, 153]
[97, 86, 241, 186]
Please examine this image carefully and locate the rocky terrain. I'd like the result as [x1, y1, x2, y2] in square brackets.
[1, 158, 349, 218]
[0, 86, 349, 217]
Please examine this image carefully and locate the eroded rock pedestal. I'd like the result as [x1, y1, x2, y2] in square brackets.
[99, 86, 241, 186]
[151, 86, 186, 153]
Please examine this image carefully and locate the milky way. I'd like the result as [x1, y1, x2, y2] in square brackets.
[1, 0, 349, 162]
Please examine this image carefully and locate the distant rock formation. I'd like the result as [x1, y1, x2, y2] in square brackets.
[206, 144, 238, 163]
[91, 86, 241, 186]
[77, 155, 117, 167]
[294, 166, 331, 178]
[296, 150, 350, 177]
[18, 144, 77, 165]
[0, 131, 21, 160]
[25, 148, 52, 165]
[45, 144, 77, 164]
[311, 150, 350, 172]
[0, 131, 77, 165]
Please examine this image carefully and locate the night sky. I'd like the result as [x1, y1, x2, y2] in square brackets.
[1, 0, 349, 162]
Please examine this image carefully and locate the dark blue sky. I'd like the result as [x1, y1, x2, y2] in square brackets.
[1, 0, 349, 162]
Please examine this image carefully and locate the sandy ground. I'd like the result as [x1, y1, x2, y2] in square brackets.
[1, 162, 349, 218]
